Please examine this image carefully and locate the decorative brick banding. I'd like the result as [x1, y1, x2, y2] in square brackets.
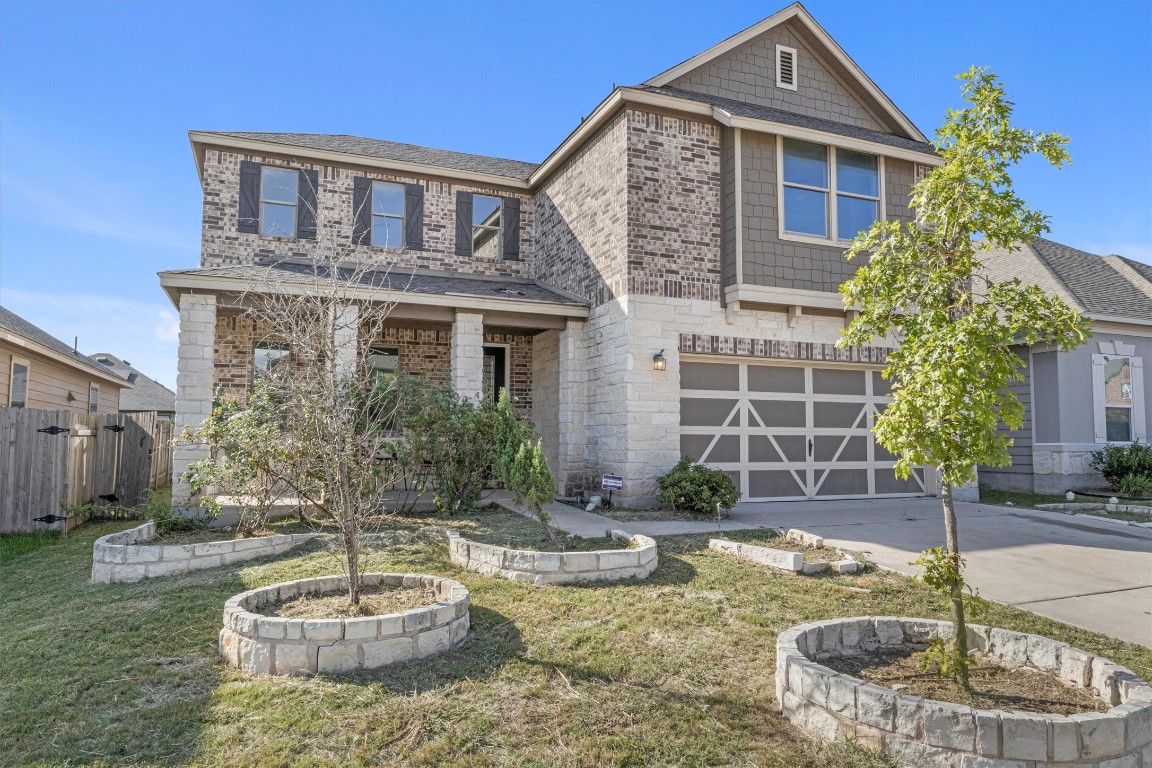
[447, 530, 657, 585]
[219, 573, 470, 675]
[90, 521, 317, 584]
[709, 539, 859, 575]
[775, 617, 1152, 767]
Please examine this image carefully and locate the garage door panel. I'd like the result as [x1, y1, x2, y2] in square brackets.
[814, 435, 867, 462]
[813, 401, 866, 429]
[875, 468, 925, 494]
[813, 368, 867, 395]
[705, 435, 741, 463]
[749, 469, 806, 498]
[748, 365, 805, 393]
[872, 371, 893, 396]
[680, 434, 714, 462]
[750, 400, 805, 428]
[681, 398, 739, 427]
[815, 469, 869, 496]
[681, 362, 740, 391]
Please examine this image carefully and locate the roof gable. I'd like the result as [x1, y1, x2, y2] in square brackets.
[644, 3, 926, 142]
[0, 306, 131, 385]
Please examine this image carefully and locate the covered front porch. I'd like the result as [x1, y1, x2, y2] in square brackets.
[158, 261, 590, 507]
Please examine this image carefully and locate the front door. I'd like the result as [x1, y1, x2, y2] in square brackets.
[482, 346, 507, 402]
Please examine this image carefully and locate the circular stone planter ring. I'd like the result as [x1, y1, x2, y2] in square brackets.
[220, 573, 469, 675]
[776, 617, 1152, 768]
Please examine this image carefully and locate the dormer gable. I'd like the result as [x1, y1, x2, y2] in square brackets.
[645, 3, 926, 142]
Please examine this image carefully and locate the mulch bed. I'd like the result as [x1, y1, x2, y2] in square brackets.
[269, 583, 438, 619]
[824, 647, 1106, 714]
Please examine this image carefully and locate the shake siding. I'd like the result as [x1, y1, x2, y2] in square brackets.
[993, 346, 1034, 473]
[0, 342, 125, 414]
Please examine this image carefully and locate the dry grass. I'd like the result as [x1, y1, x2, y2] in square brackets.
[3, 512, 1150, 767]
[272, 584, 437, 619]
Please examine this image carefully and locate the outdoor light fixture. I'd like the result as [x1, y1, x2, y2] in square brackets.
[653, 350, 666, 371]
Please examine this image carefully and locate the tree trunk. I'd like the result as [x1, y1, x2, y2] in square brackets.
[941, 476, 971, 690]
[345, 523, 361, 607]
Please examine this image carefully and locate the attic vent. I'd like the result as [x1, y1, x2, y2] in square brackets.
[494, 288, 525, 296]
[776, 45, 798, 91]
[914, 164, 933, 184]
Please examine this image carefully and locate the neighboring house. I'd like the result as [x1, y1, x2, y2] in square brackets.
[89, 353, 177, 420]
[979, 238, 1152, 494]
[164, 3, 962, 507]
[0, 306, 129, 415]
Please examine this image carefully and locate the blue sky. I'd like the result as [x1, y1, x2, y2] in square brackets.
[1, 0, 1149, 390]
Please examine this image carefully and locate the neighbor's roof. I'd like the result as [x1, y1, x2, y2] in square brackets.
[633, 85, 937, 158]
[89, 353, 176, 413]
[193, 132, 540, 181]
[983, 237, 1152, 323]
[159, 261, 589, 308]
[0, 306, 133, 385]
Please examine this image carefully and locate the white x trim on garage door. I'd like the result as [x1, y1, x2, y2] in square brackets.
[679, 359, 927, 502]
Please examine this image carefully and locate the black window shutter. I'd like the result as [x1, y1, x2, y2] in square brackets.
[501, 197, 521, 260]
[455, 191, 473, 257]
[238, 160, 261, 233]
[404, 183, 424, 250]
[297, 169, 318, 240]
[352, 177, 371, 246]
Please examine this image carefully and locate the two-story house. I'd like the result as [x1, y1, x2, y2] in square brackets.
[164, 3, 953, 508]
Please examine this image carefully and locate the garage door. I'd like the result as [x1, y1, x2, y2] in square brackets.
[679, 360, 926, 501]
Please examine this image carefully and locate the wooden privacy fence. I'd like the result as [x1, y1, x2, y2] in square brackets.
[0, 407, 173, 533]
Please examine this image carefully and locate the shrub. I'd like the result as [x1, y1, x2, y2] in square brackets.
[656, 456, 741, 515]
[1119, 473, 1152, 499]
[1090, 441, 1152, 490]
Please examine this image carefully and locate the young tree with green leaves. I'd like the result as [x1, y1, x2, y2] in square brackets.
[839, 68, 1088, 688]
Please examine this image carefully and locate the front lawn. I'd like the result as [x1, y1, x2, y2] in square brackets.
[4, 514, 1150, 767]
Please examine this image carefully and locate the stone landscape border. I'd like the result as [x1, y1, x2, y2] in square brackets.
[776, 616, 1152, 767]
[709, 536, 860, 575]
[91, 520, 317, 584]
[447, 530, 657, 585]
[219, 573, 470, 675]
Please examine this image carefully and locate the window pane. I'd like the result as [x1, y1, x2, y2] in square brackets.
[1106, 407, 1132, 442]
[1104, 356, 1133, 406]
[367, 348, 399, 377]
[837, 195, 879, 240]
[254, 344, 289, 375]
[836, 149, 878, 197]
[89, 385, 99, 414]
[473, 195, 501, 228]
[10, 362, 28, 407]
[782, 138, 828, 188]
[783, 186, 827, 236]
[261, 202, 296, 237]
[261, 167, 298, 203]
[372, 215, 403, 248]
[372, 182, 404, 216]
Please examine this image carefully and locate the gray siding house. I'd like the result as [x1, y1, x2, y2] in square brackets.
[980, 239, 1152, 493]
[165, 2, 1114, 507]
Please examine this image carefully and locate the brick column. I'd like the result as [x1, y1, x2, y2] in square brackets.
[171, 292, 217, 511]
[451, 311, 484, 401]
[557, 320, 587, 494]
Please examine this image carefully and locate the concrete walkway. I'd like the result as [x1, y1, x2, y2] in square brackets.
[519, 497, 1152, 648]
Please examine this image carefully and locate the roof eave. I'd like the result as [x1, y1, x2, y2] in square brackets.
[0, 330, 134, 388]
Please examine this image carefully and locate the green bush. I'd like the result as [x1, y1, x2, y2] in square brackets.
[1090, 441, 1152, 490]
[1119, 473, 1152, 499]
[656, 456, 741, 515]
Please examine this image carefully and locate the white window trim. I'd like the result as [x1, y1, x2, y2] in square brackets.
[370, 181, 405, 248]
[9, 357, 29, 408]
[89, 383, 100, 415]
[1092, 353, 1145, 443]
[775, 44, 798, 91]
[260, 166, 298, 238]
[775, 135, 886, 248]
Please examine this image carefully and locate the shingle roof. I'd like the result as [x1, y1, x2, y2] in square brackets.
[632, 85, 939, 157]
[161, 261, 589, 308]
[89, 353, 176, 414]
[1119, 255, 1152, 288]
[0, 305, 130, 382]
[1028, 237, 1152, 321]
[196, 132, 539, 180]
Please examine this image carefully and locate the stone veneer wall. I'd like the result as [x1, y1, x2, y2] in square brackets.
[91, 521, 317, 584]
[776, 617, 1152, 768]
[220, 573, 469, 675]
[446, 531, 657, 585]
[199, 147, 533, 274]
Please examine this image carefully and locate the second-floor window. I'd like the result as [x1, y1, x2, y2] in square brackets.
[261, 167, 299, 237]
[781, 138, 880, 243]
[89, 383, 99, 414]
[237, 161, 318, 240]
[371, 182, 405, 248]
[472, 195, 502, 257]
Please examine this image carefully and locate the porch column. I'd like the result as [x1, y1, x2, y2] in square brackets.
[451, 311, 485, 401]
[331, 302, 359, 379]
[171, 292, 217, 510]
[557, 320, 587, 494]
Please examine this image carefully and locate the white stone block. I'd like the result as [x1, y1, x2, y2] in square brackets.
[363, 636, 413, 668]
[303, 619, 343, 641]
[317, 643, 360, 674]
[343, 617, 380, 641]
[921, 700, 975, 751]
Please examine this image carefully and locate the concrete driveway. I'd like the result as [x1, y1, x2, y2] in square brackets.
[725, 499, 1152, 648]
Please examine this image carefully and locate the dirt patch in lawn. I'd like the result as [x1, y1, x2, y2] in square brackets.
[269, 583, 438, 619]
[824, 647, 1107, 715]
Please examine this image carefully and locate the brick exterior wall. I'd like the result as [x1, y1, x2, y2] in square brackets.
[668, 20, 886, 132]
[199, 148, 533, 275]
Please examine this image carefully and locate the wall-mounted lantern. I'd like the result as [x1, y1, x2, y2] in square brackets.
[653, 350, 666, 372]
